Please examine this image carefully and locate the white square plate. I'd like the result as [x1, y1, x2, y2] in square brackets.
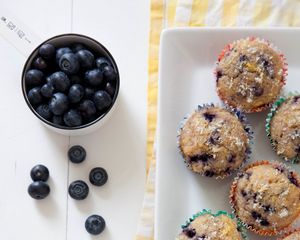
[155, 28, 300, 240]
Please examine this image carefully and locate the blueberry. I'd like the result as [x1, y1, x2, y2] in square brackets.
[260, 219, 270, 226]
[190, 153, 213, 163]
[49, 93, 69, 115]
[68, 84, 84, 103]
[28, 181, 50, 200]
[85, 69, 103, 86]
[93, 90, 112, 111]
[288, 172, 299, 187]
[46, 75, 54, 85]
[105, 82, 115, 97]
[36, 104, 53, 120]
[76, 50, 94, 68]
[39, 43, 55, 59]
[68, 180, 89, 200]
[78, 100, 97, 117]
[241, 190, 247, 197]
[70, 75, 83, 84]
[203, 112, 216, 122]
[33, 57, 48, 70]
[182, 228, 196, 238]
[103, 65, 116, 83]
[56, 47, 72, 63]
[95, 57, 111, 70]
[216, 70, 223, 82]
[204, 170, 215, 177]
[30, 164, 49, 182]
[63, 109, 82, 127]
[52, 115, 64, 126]
[253, 85, 264, 97]
[239, 54, 248, 62]
[89, 167, 108, 186]
[84, 87, 95, 100]
[50, 71, 70, 92]
[41, 83, 54, 98]
[71, 43, 85, 53]
[85, 215, 105, 235]
[59, 53, 80, 74]
[68, 145, 86, 164]
[25, 69, 44, 86]
[27, 87, 43, 105]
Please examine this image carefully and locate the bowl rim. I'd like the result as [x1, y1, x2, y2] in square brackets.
[22, 33, 120, 130]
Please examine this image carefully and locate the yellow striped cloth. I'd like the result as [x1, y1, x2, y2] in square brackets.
[137, 1, 300, 239]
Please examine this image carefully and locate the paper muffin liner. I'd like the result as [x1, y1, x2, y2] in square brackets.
[215, 36, 288, 113]
[278, 228, 300, 240]
[266, 92, 300, 163]
[230, 160, 300, 236]
[180, 209, 248, 240]
[177, 103, 253, 179]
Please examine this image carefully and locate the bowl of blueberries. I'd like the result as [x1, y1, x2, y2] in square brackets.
[22, 34, 119, 135]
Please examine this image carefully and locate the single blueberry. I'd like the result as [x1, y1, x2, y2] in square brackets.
[93, 90, 112, 111]
[103, 65, 117, 83]
[85, 69, 103, 86]
[52, 115, 64, 126]
[216, 70, 223, 82]
[105, 82, 115, 97]
[288, 172, 299, 187]
[190, 153, 213, 163]
[84, 87, 95, 100]
[40, 83, 54, 98]
[68, 180, 89, 200]
[89, 167, 108, 186]
[63, 109, 82, 127]
[50, 71, 70, 92]
[251, 211, 261, 220]
[253, 85, 264, 97]
[78, 99, 97, 118]
[260, 219, 270, 226]
[204, 170, 215, 177]
[85, 215, 106, 235]
[68, 84, 85, 103]
[28, 181, 50, 200]
[70, 75, 83, 84]
[203, 112, 216, 122]
[71, 43, 85, 53]
[39, 43, 55, 59]
[59, 53, 80, 74]
[33, 57, 48, 71]
[95, 57, 111, 70]
[36, 104, 53, 120]
[25, 69, 44, 87]
[183, 228, 196, 238]
[68, 145, 86, 164]
[293, 95, 300, 103]
[46, 75, 54, 85]
[76, 49, 94, 68]
[49, 93, 69, 115]
[30, 164, 49, 182]
[56, 47, 72, 63]
[241, 190, 247, 197]
[27, 87, 43, 105]
[239, 54, 248, 62]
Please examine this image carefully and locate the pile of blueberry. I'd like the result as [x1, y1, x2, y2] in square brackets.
[28, 145, 108, 235]
[24, 42, 118, 128]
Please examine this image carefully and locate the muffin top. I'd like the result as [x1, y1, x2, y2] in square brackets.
[269, 96, 300, 161]
[177, 212, 243, 240]
[231, 161, 300, 235]
[179, 106, 250, 178]
[280, 230, 300, 240]
[216, 37, 285, 112]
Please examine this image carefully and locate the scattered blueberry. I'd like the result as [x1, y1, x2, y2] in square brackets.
[95, 57, 111, 70]
[105, 82, 115, 97]
[33, 57, 48, 70]
[68, 180, 89, 200]
[190, 153, 213, 163]
[52, 115, 64, 126]
[93, 90, 112, 111]
[30, 164, 49, 182]
[78, 100, 97, 117]
[293, 96, 300, 103]
[85, 69, 103, 86]
[89, 167, 108, 186]
[216, 70, 223, 81]
[288, 172, 299, 187]
[63, 109, 82, 127]
[68, 145, 86, 164]
[203, 112, 216, 122]
[76, 49, 94, 68]
[25, 69, 44, 86]
[241, 190, 247, 197]
[253, 85, 264, 97]
[84, 87, 95, 100]
[40, 83, 54, 98]
[260, 219, 270, 226]
[228, 154, 235, 163]
[56, 47, 72, 63]
[36, 104, 53, 120]
[51, 71, 70, 92]
[28, 181, 50, 200]
[27, 87, 43, 105]
[59, 53, 80, 74]
[85, 215, 106, 235]
[204, 170, 215, 177]
[68, 84, 84, 103]
[49, 93, 69, 115]
[183, 228, 196, 238]
[39, 43, 55, 59]
[103, 65, 116, 83]
[239, 54, 248, 62]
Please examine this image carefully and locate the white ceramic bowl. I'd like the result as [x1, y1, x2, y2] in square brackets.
[22, 34, 120, 136]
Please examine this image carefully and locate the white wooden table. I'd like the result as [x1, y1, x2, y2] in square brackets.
[0, 0, 150, 239]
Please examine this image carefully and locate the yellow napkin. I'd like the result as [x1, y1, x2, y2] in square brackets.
[137, 1, 300, 239]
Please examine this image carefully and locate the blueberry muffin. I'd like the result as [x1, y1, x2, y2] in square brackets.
[177, 210, 246, 240]
[280, 229, 300, 240]
[230, 161, 300, 236]
[178, 104, 252, 178]
[266, 95, 300, 162]
[216, 37, 286, 113]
